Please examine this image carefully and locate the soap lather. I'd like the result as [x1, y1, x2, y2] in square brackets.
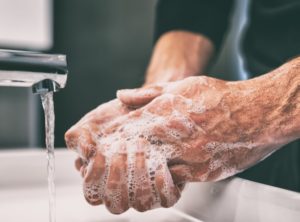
[0, 49, 68, 94]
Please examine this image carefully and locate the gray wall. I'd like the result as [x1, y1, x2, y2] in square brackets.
[52, 0, 157, 146]
[0, 0, 51, 148]
[0, 0, 157, 148]
[0, 88, 37, 147]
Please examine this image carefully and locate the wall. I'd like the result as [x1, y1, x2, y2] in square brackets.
[52, 0, 157, 146]
[0, 0, 52, 148]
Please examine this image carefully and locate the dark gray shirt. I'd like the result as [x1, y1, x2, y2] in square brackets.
[155, 0, 300, 192]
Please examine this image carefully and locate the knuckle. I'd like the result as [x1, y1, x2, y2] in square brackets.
[64, 130, 78, 149]
[64, 129, 73, 142]
[186, 75, 208, 85]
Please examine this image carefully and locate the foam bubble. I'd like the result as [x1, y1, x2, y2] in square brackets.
[80, 94, 198, 211]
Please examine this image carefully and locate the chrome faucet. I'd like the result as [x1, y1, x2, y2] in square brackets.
[0, 49, 68, 94]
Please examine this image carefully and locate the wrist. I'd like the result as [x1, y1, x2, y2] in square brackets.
[145, 31, 214, 85]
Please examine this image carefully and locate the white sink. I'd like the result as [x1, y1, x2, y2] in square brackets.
[0, 149, 299, 222]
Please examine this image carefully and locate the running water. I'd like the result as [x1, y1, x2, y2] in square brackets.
[41, 92, 56, 222]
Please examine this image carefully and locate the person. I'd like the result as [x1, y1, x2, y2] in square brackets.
[64, 0, 300, 214]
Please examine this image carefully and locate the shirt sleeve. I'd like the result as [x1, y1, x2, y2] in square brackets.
[154, 0, 234, 52]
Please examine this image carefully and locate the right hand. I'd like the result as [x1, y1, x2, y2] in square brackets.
[65, 99, 132, 178]
[65, 98, 181, 214]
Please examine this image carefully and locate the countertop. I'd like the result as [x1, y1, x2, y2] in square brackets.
[0, 149, 299, 222]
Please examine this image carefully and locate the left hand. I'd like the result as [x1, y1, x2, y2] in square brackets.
[116, 75, 286, 184]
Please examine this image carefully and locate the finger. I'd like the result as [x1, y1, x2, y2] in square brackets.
[64, 127, 80, 151]
[104, 147, 129, 214]
[84, 192, 102, 206]
[65, 127, 97, 162]
[117, 86, 163, 107]
[78, 128, 97, 161]
[177, 183, 186, 192]
[207, 167, 223, 181]
[75, 157, 84, 171]
[154, 161, 180, 208]
[131, 150, 154, 212]
[80, 165, 87, 178]
[170, 161, 212, 183]
[83, 151, 106, 206]
[169, 164, 193, 185]
[84, 99, 129, 126]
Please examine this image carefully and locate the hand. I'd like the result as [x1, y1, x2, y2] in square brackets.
[66, 75, 278, 213]
[65, 99, 132, 178]
[66, 57, 300, 214]
[65, 98, 181, 214]
[117, 75, 292, 185]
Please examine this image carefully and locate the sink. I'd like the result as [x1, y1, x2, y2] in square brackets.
[0, 149, 299, 222]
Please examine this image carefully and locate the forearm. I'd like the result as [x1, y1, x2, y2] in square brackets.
[228, 57, 300, 151]
[117, 58, 299, 182]
[264, 57, 300, 143]
[183, 58, 300, 172]
[145, 31, 214, 85]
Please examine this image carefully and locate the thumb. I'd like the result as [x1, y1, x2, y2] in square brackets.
[117, 86, 163, 107]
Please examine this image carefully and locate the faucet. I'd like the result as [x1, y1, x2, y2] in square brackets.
[0, 49, 68, 94]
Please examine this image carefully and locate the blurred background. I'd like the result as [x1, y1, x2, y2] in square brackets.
[0, 0, 248, 148]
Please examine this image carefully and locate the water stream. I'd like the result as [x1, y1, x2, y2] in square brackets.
[41, 92, 56, 222]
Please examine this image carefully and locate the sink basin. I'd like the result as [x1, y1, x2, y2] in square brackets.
[0, 149, 299, 222]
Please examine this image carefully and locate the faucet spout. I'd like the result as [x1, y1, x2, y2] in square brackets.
[32, 79, 60, 94]
[0, 49, 68, 94]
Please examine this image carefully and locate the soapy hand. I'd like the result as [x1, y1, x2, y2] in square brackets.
[116, 75, 286, 184]
[66, 74, 286, 214]
[65, 98, 182, 214]
[65, 99, 133, 176]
